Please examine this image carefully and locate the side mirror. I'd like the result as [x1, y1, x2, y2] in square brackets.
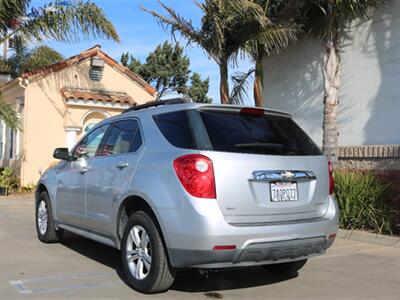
[53, 148, 70, 160]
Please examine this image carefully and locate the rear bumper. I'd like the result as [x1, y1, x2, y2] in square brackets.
[170, 236, 331, 268]
[158, 195, 339, 268]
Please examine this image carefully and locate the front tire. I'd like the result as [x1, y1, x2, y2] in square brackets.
[121, 211, 175, 294]
[263, 259, 307, 275]
[35, 191, 63, 243]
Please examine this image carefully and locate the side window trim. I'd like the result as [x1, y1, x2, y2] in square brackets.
[95, 117, 144, 158]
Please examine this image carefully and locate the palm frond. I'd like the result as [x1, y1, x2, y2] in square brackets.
[256, 22, 300, 55]
[242, 20, 300, 62]
[340, 0, 385, 20]
[229, 0, 271, 28]
[0, 93, 19, 129]
[0, 0, 28, 37]
[0, 59, 11, 73]
[0, 1, 119, 44]
[303, 0, 386, 38]
[230, 68, 255, 105]
[141, 2, 203, 47]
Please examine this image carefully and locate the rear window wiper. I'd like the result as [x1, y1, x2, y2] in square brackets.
[234, 143, 285, 152]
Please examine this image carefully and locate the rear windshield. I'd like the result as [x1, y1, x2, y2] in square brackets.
[153, 109, 321, 156]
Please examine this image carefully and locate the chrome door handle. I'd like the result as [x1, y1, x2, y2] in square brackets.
[116, 162, 129, 169]
[80, 166, 89, 174]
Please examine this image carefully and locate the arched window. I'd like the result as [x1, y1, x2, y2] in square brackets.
[84, 122, 97, 133]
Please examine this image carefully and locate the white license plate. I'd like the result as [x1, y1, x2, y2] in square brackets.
[270, 182, 298, 202]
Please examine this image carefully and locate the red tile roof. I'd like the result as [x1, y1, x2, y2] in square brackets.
[20, 45, 156, 96]
[61, 88, 135, 105]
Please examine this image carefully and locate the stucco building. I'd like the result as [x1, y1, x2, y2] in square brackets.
[262, 1, 400, 170]
[0, 45, 156, 185]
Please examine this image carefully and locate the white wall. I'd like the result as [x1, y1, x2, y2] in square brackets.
[263, 1, 400, 146]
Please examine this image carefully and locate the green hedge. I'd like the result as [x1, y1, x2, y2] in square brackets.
[334, 171, 393, 234]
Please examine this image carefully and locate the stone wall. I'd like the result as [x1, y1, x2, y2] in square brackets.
[337, 145, 400, 170]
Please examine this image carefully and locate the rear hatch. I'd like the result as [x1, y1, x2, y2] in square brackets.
[153, 106, 330, 224]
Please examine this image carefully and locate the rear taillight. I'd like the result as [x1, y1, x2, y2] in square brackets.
[328, 161, 334, 195]
[173, 154, 216, 198]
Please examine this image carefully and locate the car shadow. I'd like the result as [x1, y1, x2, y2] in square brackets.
[171, 268, 297, 293]
[60, 232, 128, 285]
[60, 232, 297, 293]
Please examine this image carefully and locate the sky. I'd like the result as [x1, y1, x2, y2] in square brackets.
[30, 0, 253, 104]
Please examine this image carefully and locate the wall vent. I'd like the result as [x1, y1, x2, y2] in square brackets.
[89, 56, 105, 81]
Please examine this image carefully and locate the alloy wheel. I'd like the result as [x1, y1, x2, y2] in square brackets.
[37, 200, 48, 235]
[126, 225, 152, 280]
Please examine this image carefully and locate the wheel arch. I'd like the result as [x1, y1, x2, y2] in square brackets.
[35, 183, 49, 205]
[116, 195, 171, 254]
[35, 182, 59, 225]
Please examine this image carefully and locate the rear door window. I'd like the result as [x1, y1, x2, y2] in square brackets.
[98, 119, 142, 156]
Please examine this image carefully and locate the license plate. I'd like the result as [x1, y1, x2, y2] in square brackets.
[270, 182, 298, 202]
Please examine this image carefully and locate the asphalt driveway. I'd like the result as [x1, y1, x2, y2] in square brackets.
[0, 196, 399, 299]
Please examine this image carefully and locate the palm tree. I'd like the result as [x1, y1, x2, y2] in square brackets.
[142, 0, 269, 104]
[299, 0, 385, 161]
[0, 0, 119, 129]
[0, 0, 119, 45]
[245, 1, 299, 107]
[2, 36, 64, 78]
[238, 21, 299, 107]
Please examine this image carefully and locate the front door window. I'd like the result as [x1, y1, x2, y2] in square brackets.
[73, 125, 109, 159]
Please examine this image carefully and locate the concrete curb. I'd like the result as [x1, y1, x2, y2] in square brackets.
[338, 229, 400, 248]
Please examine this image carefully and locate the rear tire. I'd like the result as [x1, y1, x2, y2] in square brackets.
[121, 211, 175, 294]
[35, 191, 63, 243]
[263, 259, 307, 275]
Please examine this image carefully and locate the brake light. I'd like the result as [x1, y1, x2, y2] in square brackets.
[328, 161, 334, 195]
[240, 107, 264, 117]
[173, 154, 216, 198]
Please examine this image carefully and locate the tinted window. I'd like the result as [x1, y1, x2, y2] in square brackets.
[153, 109, 321, 156]
[74, 125, 109, 158]
[153, 110, 195, 149]
[98, 119, 142, 156]
[199, 111, 321, 155]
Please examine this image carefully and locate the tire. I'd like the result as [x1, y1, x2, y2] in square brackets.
[35, 191, 63, 243]
[121, 211, 175, 294]
[263, 259, 307, 275]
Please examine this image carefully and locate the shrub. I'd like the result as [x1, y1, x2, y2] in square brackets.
[0, 167, 19, 194]
[20, 183, 36, 193]
[334, 171, 393, 234]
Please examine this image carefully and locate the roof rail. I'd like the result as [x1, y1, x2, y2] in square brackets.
[122, 98, 188, 113]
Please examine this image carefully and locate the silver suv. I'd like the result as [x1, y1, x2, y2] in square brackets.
[36, 99, 339, 294]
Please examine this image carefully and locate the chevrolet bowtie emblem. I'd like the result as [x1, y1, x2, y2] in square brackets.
[281, 171, 295, 178]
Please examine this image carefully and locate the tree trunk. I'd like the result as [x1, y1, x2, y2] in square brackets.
[3, 38, 8, 60]
[254, 59, 264, 107]
[219, 59, 229, 104]
[322, 34, 340, 162]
